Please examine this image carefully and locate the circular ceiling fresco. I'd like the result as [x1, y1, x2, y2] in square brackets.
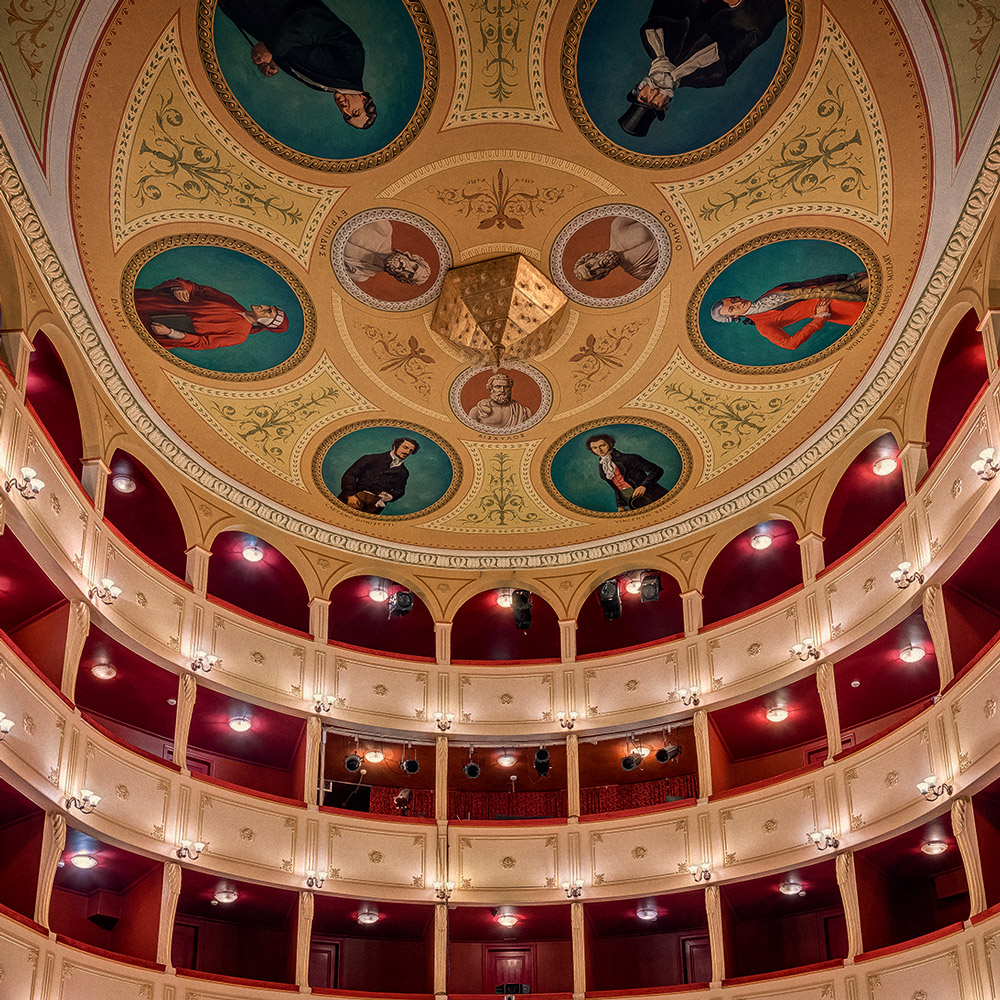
[71, 0, 929, 555]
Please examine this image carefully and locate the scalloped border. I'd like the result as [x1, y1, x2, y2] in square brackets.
[448, 362, 553, 436]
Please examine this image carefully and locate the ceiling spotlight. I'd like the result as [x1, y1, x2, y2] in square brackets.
[599, 579, 623, 620]
[496, 589, 514, 608]
[364, 748, 385, 764]
[344, 753, 362, 772]
[921, 840, 948, 856]
[639, 572, 661, 603]
[401, 755, 420, 775]
[534, 747, 550, 777]
[850, 679, 860, 688]
[110, 474, 136, 493]
[779, 881, 805, 896]
[358, 904, 379, 925]
[621, 752, 642, 771]
[766, 706, 789, 723]
[213, 887, 238, 905]
[91, 662, 117, 680]
[388, 590, 414, 617]
[498, 750, 517, 767]
[70, 854, 98, 869]
[493, 908, 518, 928]
[624, 575, 642, 595]
[369, 584, 389, 603]
[394, 788, 413, 815]
[228, 716, 251, 733]
[872, 457, 898, 476]
[655, 743, 682, 763]
[621, 733, 646, 771]
[636, 905, 658, 921]
[463, 748, 481, 779]
[899, 645, 926, 663]
[242, 543, 264, 563]
[750, 533, 772, 550]
[512, 589, 532, 630]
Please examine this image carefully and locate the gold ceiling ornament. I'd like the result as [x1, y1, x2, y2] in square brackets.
[431, 255, 567, 367]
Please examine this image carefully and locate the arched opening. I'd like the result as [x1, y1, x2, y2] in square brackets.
[451, 588, 560, 661]
[822, 433, 904, 568]
[25, 332, 84, 481]
[206, 532, 309, 634]
[327, 576, 434, 658]
[104, 449, 187, 580]
[701, 519, 801, 628]
[576, 570, 684, 655]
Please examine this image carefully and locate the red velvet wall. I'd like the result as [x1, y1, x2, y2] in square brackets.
[575, 574, 684, 655]
[972, 793, 1000, 908]
[0, 813, 44, 918]
[447, 940, 573, 993]
[707, 716, 733, 794]
[587, 929, 708, 990]
[191, 753, 303, 801]
[854, 854, 896, 952]
[728, 908, 843, 978]
[327, 577, 435, 658]
[177, 916, 297, 984]
[25, 332, 84, 481]
[8, 602, 70, 688]
[943, 584, 1000, 675]
[451, 591, 560, 662]
[334, 936, 431, 992]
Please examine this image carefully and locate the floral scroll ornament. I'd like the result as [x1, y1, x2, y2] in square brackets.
[569, 322, 642, 395]
[369, 851, 384, 864]
[430, 168, 572, 230]
[462, 452, 539, 527]
[470, 0, 530, 102]
[363, 324, 435, 397]
[500, 855, 517, 869]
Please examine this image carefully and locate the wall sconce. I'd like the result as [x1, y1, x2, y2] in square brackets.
[688, 863, 712, 883]
[807, 829, 839, 851]
[190, 651, 219, 673]
[557, 711, 578, 730]
[67, 789, 101, 814]
[972, 448, 999, 481]
[88, 578, 122, 605]
[562, 879, 584, 899]
[305, 869, 325, 889]
[676, 687, 700, 707]
[176, 840, 207, 860]
[433, 880, 455, 900]
[0, 713, 15, 741]
[890, 562, 923, 590]
[790, 639, 821, 661]
[917, 775, 953, 802]
[4, 466, 45, 499]
[435, 712, 454, 731]
[314, 693, 334, 714]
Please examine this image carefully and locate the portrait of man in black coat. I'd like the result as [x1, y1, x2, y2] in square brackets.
[218, 0, 377, 129]
[338, 438, 419, 513]
[619, 0, 787, 137]
[586, 433, 668, 511]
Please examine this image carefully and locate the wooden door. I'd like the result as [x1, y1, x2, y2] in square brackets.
[309, 938, 339, 989]
[681, 934, 712, 984]
[171, 922, 198, 971]
[485, 946, 535, 993]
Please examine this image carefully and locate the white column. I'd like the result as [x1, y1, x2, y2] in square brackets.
[559, 619, 577, 662]
[566, 732, 580, 820]
[435, 735, 449, 823]
[309, 597, 331, 642]
[836, 852, 863, 960]
[704, 884, 725, 986]
[681, 589, 703, 636]
[34, 811, 66, 926]
[898, 440, 929, 500]
[952, 796, 988, 916]
[693, 709, 712, 800]
[816, 661, 842, 761]
[434, 621, 452, 665]
[433, 901, 449, 999]
[173, 673, 197, 772]
[296, 889, 315, 988]
[61, 599, 91, 701]
[80, 457, 110, 512]
[303, 715, 323, 805]
[922, 584, 955, 690]
[184, 545, 211, 596]
[571, 900, 586, 998]
[797, 532, 826, 583]
[157, 862, 182, 968]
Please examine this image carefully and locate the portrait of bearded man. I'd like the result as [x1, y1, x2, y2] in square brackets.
[573, 217, 660, 285]
[342, 220, 432, 287]
[465, 372, 535, 429]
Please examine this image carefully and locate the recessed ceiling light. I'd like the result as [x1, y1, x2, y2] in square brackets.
[750, 533, 772, 550]
[636, 905, 658, 921]
[369, 585, 389, 603]
[636, 744, 651, 757]
[765, 706, 789, 723]
[624, 577, 642, 595]
[111, 474, 136, 493]
[213, 887, 239, 904]
[242, 543, 263, 563]
[921, 840, 948, 856]
[872, 457, 898, 476]
[364, 748, 385, 763]
[167, 698, 177, 706]
[229, 716, 251, 733]
[779, 881, 803, 895]
[495, 589, 513, 608]
[70, 854, 97, 869]
[358, 905, 379, 925]
[899, 645, 926, 663]
[91, 662, 117, 680]
[494, 909, 518, 927]
[498, 751, 517, 767]
[850, 680, 860, 688]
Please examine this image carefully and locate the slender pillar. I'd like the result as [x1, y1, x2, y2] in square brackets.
[157, 862, 182, 967]
[435, 735, 449, 823]
[681, 589, 703, 636]
[816, 661, 842, 762]
[978, 309, 1000, 379]
[309, 597, 331, 642]
[296, 890, 315, 988]
[80, 457, 110, 512]
[184, 545, 211, 596]
[797, 532, 826, 584]
[34, 811, 66, 926]
[952, 796, 988, 916]
[61, 599, 91, 701]
[435, 622, 452, 665]
[571, 900, 586, 999]
[303, 715, 323, 805]
[898, 440, 929, 499]
[836, 851, 863, 959]
[173, 672, 197, 772]
[0, 329, 33, 392]
[922, 584, 955, 691]
[693, 709, 712, 800]
[433, 901, 449, 999]
[704, 884, 725, 985]
[566, 732, 580, 819]
[558, 619, 577, 662]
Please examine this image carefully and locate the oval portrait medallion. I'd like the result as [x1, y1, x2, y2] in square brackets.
[450, 364, 552, 435]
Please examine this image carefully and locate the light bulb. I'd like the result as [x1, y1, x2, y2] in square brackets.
[364, 749, 384, 763]
[214, 887, 238, 904]
[750, 533, 772, 550]
[111, 475, 136, 493]
[242, 543, 263, 563]
[779, 881, 802, 895]
[358, 906, 379, 925]
[899, 645, 926, 663]
[624, 577, 642, 595]
[496, 590, 513, 608]
[495, 912, 518, 927]
[872, 457, 898, 476]
[498, 751, 517, 767]
[228, 716, 252, 733]
[765, 706, 789, 723]
[921, 840, 948, 855]
[636, 905, 658, 921]
[91, 662, 117, 680]
[369, 586, 389, 603]
[70, 854, 97, 869]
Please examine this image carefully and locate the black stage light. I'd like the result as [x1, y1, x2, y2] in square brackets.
[344, 753, 362, 772]
[639, 572, 661, 603]
[655, 744, 682, 763]
[389, 590, 414, 617]
[534, 747, 550, 777]
[599, 579, 622, 620]
[621, 753, 642, 771]
[512, 589, 532, 630]
[394, 788, 413, 815]
[463, 761, 481, 779]
[401, 756, 420, 774]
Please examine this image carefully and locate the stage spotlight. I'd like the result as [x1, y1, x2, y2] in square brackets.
[534, 747, 550, 777]
[344, 753, 362, 772]
[389, 590, 414, 617]
[599, 579, 622, 620]
[401, 756, 420, 775]
[512, 590, 532, 630]
[621, 752, 642, 771]
[639, 572, 661, 603]
[463, 761, 481, 779]
[655, 744, 682, 763]
[394, 788, 413, 815]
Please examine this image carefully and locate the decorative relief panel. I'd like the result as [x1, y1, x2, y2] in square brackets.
[719, 783, 820, 868]
[326, 824, 429, 888]
[1, 662, 67, 790]
[455, 831, 560, 890]
[588, 818, 690, 887]
[0, 924, 40, 1000]
[57, 960, 154, 1000]
[209, 613, 306, 698]
[23, 438, 88, 574]
[582, 654, 678, 718]
[950, 658, 1000, 776]
[333, 658, 429, 721]
[458, 671, 554, 723]
[195, 793, 297, 873]
[865, 947, 963, 1000]
[79, 742, 171, 842]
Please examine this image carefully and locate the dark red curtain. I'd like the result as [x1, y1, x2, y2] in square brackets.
[447, 788, 568, 820]
[580, 775, 698, 816]
[368, 786, 435, 818]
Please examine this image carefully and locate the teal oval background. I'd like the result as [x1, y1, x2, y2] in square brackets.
[133, 245, 305, 375]
[697, 239, 868, 368]
[321, 426, 453, 517]
[576, 1, 787, 157]
[550, 423, 684, 514]
[212, 0, 424, 161]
